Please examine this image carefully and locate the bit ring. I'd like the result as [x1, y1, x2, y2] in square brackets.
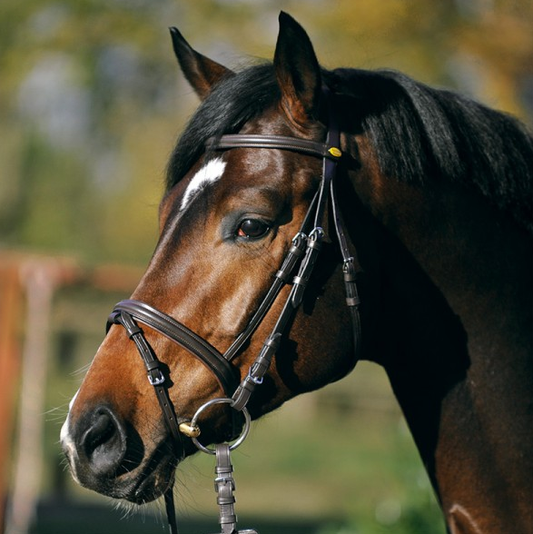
[189, 397, 251, 454]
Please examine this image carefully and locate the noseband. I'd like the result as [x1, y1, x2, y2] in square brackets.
[106, 90, 362, 532]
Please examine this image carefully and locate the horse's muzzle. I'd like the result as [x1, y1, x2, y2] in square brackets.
[61, 403, 174, 503]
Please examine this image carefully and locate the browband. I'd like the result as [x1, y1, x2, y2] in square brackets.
[207, 134, 343, 160]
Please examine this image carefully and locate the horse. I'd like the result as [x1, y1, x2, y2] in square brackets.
[60, 12, 533, 534]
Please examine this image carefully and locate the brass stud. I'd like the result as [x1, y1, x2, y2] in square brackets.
[179, 422, 201, 438]
[328, 146, 342, 158]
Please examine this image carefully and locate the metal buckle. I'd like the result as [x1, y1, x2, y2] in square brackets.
[207, 443, 259, 534]
[248, 365, 264, 385]
[148, 370, 165, 386]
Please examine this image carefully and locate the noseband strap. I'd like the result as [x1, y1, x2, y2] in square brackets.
[108, 299, 240, 396]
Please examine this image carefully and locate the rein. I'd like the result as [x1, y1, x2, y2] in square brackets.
[106, 91, 362, 533]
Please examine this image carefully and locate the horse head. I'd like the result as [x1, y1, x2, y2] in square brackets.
[61, 12, 361, 504]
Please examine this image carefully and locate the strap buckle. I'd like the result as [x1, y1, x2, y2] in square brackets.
[208, 443, 259, 534]
[148, 369, 165, 386]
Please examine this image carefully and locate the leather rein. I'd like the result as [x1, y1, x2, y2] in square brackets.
[106, 91, 362, 533]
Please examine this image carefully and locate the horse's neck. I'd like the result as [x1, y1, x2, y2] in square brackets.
[358, 171, 533, 531]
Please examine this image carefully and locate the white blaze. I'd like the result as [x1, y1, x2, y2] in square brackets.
[180, 158, 226, 212]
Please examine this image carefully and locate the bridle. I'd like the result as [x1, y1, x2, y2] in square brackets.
[106, 89, 362, 533]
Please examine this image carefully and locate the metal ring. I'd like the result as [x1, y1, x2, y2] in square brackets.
[190, 397, 251, 455]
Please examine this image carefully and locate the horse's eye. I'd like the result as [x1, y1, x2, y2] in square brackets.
[237, 219, 270, 239]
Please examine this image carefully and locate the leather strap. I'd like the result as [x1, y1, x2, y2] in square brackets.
[324, 88, 363, 362]
[164, 482, 178, 534]
[207, 134, 343, 161]
[108, 300, 240, 396]
[330, 177, 363, 361]
[223, 192, 319, 362]
[109, 309, 184, 466]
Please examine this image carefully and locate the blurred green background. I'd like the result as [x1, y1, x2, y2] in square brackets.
[1, 1, 532, 533]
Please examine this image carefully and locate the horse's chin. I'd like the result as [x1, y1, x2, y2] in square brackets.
[122, 457, 175, 505]
[98, 461, 174, 505]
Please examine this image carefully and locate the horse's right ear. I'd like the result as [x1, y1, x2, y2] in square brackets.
[169, 27, 234, 100]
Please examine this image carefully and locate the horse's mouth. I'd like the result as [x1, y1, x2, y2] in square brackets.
[75, 438, 180, 505]
[127, 455, 175, 504]
[120, 439, 181, 504]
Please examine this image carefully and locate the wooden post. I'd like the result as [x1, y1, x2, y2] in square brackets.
[5, 261, 59, 534]
[0, 261, 23, 534]
[0, 254, 139, 534]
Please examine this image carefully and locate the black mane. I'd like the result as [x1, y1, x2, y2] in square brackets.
[167, 63, 533, 234]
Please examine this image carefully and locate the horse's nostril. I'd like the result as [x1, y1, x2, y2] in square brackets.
[84, 412, 115, 453]
[81, 407, 126, 476]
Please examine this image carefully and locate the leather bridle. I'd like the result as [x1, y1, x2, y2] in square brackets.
[106, 90, 362, 533]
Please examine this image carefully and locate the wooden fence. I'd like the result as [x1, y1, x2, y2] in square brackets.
[0, 253, 141, 534]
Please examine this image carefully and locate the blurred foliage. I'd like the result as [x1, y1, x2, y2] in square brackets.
[1, 0, 532, 265]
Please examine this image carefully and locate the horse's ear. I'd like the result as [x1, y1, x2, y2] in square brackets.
[169, 27, 234, 100]
[274, 12, 322, 128]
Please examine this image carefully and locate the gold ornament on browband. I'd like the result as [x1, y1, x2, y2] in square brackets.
[328, 146, 342, 158]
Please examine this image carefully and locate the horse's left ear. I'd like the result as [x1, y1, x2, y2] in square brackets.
[169, 27, 234, 100]
[274, 12, 322, 128]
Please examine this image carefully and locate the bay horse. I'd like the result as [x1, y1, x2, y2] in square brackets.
[61, 12, 533, 534]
